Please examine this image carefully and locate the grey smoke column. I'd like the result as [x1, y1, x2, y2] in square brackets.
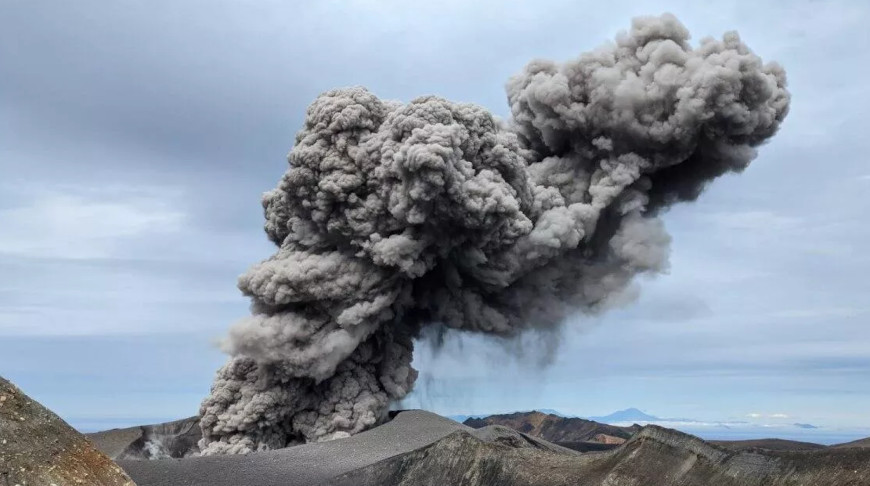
[199, 14, 789, 454]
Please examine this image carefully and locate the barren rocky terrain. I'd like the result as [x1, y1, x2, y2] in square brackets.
[102, 411, 870, 486]
[340, 424, 870, 486]
[464, 410, 640, 452]
[0, 376, 136, 486]
[711, 438, 829, 452]
[6, 383, 867, 486]
[833, 437, 870, 449]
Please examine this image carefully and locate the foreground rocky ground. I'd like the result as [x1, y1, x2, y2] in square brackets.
[94, 412, 870, 486]
[0, 376, 135, 486]
[337, 425, 870, 486]
[5, 375, 869, 486]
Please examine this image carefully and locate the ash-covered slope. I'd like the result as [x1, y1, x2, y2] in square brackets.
[834, 437, 870, 449]
[464, 410, 639, 443]
[112, 410, 870, 486]
[119, 411, 470, 486]
[585, 426, 870, 485]
[711, 438, 827, 452]
[0, 376, 136, 486]
[118, 411, 577, 486]
[332, 430, 586, 486]
[342, 423, 870, 486]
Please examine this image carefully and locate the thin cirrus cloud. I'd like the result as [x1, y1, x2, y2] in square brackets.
[748, 413, 790, 419]
[0, 186, 185, 260]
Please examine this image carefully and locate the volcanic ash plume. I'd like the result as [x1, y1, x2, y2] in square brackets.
[198, 14, 789, 454]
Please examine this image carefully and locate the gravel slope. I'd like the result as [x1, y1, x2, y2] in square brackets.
[119, 410, 468, 486]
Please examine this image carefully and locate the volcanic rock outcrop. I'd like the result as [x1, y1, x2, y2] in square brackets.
[0, 376, 136, 486]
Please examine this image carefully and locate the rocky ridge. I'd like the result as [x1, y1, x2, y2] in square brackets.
[0, 376, 136, 486]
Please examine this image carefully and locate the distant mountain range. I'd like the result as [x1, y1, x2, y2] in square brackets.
[456, 407, 819, 427]
[448, 407, 863, 444]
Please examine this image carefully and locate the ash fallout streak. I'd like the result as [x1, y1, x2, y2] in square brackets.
[198, 14, 790, 455]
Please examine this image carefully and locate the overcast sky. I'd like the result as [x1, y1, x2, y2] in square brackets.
[1, 0, 868, 438]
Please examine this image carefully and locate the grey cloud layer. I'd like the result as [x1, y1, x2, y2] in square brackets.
[197, 14, 789, 454]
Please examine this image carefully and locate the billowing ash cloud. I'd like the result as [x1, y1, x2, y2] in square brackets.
[198, 14, 789, 454]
